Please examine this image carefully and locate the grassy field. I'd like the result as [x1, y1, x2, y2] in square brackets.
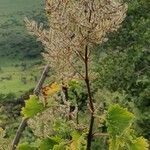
[0, 0, 45, 96]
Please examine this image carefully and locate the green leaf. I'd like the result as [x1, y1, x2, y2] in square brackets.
[129, 137, 149, 150]
[39, 138, 59, 150]
[106, 104, 134, 137]
[21, 95, 44, 118]
[68, 80, 81, 90]
[53, 142, 67, 150]
[69, 131, 86, 150]
[71, 131, 81, 141]
[17, 143, 37, 150]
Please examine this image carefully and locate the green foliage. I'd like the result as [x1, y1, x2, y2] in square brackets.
[107, 104, 134, 137]
[68, 80, 87, 110]
[52, 118, 73, 139]
[91, 137, 108, 150]
[69, 131, 86, 150]
[106, 104, 149, 150]
[18, 137, 64, 150]
[21, 95, 44, 118]
[0, 0, 44, 95]
[39, 138, 59, 150]
[17, 130, 87, 150]
[94, 0, 150, 138]
[129, 137, 149, 150]
[53, 143, 66, 150]
[17, 142, 37, 150]
[0, 128, 11, 150]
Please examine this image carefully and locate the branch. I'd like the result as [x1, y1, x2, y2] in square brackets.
[73, 49, 85, 62]
[85, 1, 95, 150]
[34, 64, 50, 95]
[68, 60, 84, 79]
[11, 64, 50, 150]
[85, 45, 95, 150]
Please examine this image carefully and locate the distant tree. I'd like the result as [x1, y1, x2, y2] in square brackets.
[93, 0, 150, 139]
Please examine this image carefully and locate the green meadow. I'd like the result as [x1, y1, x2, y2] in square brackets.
[0, 0, 45, 96]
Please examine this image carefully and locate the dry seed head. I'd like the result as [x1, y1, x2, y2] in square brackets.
[25, 0, 127, 80]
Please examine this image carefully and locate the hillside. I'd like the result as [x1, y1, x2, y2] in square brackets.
[0, 0, 45, 96]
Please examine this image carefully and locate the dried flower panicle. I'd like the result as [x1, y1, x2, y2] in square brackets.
[28, 97, 78, 138]
[25, 0, 127, 81]
[45, 0, 127, 44]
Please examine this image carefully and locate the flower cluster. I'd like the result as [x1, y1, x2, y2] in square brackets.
[25, 0, 127, 81]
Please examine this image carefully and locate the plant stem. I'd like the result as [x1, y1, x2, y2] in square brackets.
[11, 64, 50, 150]
[74, 90, 79, 124]
[84, 45, 95, 150]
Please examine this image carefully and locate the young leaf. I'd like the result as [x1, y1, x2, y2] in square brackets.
[39, 138, 58, 150]
[106, 104, 134, 137]
[129, 137, 149, 150]
[21, 95, 44, 118]
[69, 131, 86, 150]
[17, 142, 37, 150]
[53, 142, 67, 150]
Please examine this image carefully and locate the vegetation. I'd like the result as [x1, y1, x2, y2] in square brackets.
[0, 0, 45, 96]
[0, 0, 149, 150]
[93, 0, 150, 139]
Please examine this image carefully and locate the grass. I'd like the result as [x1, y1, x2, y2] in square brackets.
[0, 0, 45, 97]
[0, 59, 43, 96]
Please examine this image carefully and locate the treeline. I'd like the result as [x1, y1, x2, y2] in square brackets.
[94, 0, 150, 139]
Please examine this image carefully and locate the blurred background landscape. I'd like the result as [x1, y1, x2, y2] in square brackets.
[0, 0, 149, 149]
[0, 0, 45, 96]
